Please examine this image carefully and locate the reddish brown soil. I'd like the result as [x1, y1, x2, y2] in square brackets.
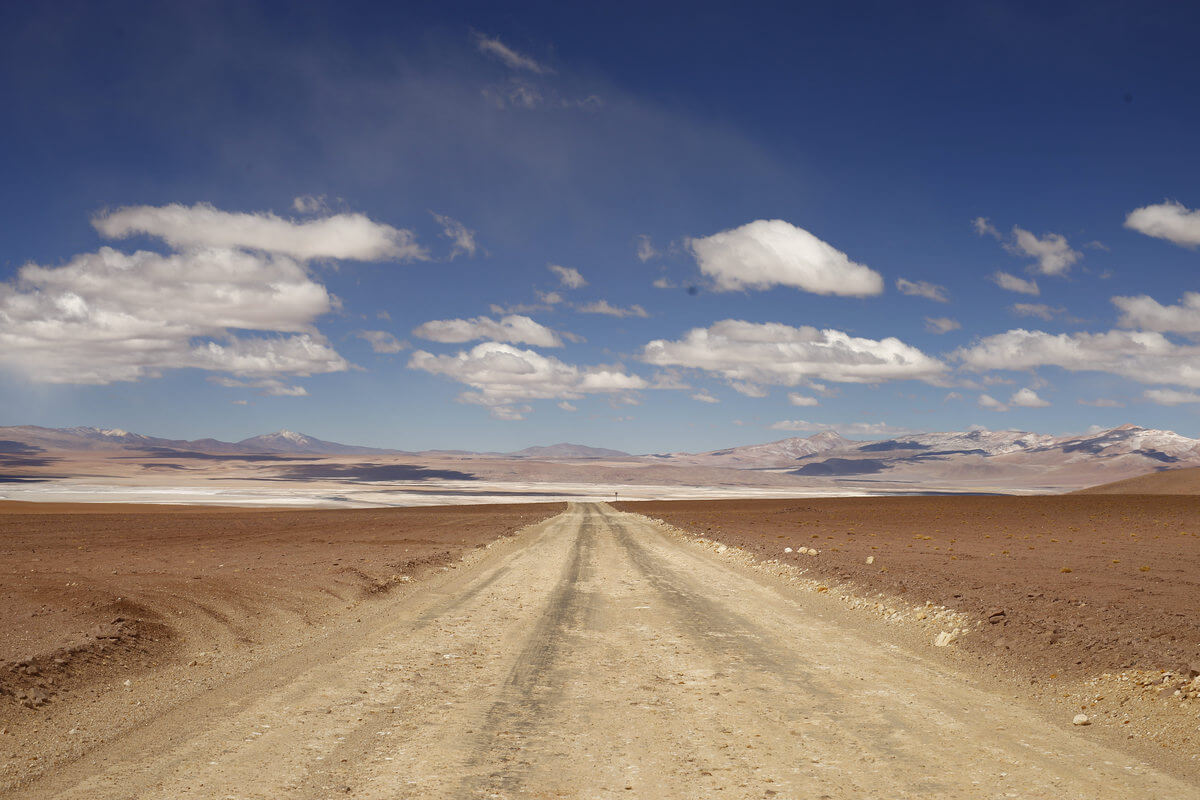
[0, 502, 560, 715]
[616, 496, 1200, 681]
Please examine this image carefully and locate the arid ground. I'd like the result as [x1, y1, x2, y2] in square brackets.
[3, 499, 1199, 797]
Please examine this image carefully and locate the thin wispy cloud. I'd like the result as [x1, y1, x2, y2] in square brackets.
[473, 32, 551, 74]
[897, 278, 949, 302]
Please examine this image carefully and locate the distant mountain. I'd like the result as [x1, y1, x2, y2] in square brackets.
[0, 425, 405, 456]
[780, 424, 1200, 485]
[653, 431, 852, 468]
[509, 443, 632, 459]
[235, 430, 403, 455]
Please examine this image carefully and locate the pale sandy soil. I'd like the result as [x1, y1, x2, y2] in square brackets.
[5, 504, 1197, 798]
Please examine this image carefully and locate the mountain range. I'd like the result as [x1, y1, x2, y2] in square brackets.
[3, 424, 1198, 488]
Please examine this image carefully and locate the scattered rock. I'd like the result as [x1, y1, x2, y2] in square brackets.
[987, 609, 1007, 624]
[783, 547, 793, 553]
[865, 556, 874, 565]
[1072, 714, 1090, 726]
[934, 631, 957, 647]
[17, 688, 49, 708]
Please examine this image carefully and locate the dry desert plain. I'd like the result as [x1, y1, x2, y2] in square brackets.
[1, 490, 1199, 797]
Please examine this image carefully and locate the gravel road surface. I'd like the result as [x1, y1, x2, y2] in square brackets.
[13, 503, 1197, 799]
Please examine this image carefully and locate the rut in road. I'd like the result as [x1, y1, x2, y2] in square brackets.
[11, 503, 1198, 799]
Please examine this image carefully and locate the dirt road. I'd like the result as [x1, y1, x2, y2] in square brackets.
[12, 504, 1197, 799]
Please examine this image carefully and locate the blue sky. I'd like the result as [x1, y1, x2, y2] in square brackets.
[2, 1, 1200, 452]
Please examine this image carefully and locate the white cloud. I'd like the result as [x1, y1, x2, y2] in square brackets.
[432, 213, 478, 259]
[576, 300, 649, 318]
[1113, 292, 1200, 333]
[93, 203, 426, 262]
[652, 277, 676, 289]
[557, 400, 577, 411]
[0, 245, 346, 384]
[636, 235, 659, 262]
[1009, 387, 1050, 408]
[292, 195, 328, 214]
[1125, 200, 1200, 248]
[1144, 388, 1200, 406]
[473, 32, 550, 74]
[642, 320, 947, 389]
[978, 394, 1008, 412]
[1078, 398, 1125, 408]
[408, 342, 647, 417]
[412, 314, 564, 348]
[925, 317, 961, 334]
[730, 381, 768, 398]
[490, 404, 532, 421]
[354, 330, 408, 354]
[688, 219, 883, 296]
[973, 217, 1000, 238]
[787, 392, 819, 407]
[992, 271, 1040, 295]
[210, 376, 310, 397]
[1010, 303, 1064, 321]
[1007, 227, 1080, 276]
[691, 391, 720, 404]
[896, 278, 949, 302]
[955, 328, 1200, 388]
[549, 264, 588, 288]
[769, 420, 916, 436]
[537, 290, 565, 305]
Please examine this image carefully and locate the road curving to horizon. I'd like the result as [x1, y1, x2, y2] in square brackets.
[11, 503, 1197, 799]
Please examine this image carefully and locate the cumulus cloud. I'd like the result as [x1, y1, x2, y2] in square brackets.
[691, 391, 719, 404]
[93, 203, 426, 262]
[1144, 388, 1200, 405]
[473, 32, 550, 74]
[549, 264, 587, 288]
[925, 317, 961, 334]
[787, 392, 819, 407]
[955, 328, 1200, 388]
[1009, 387, 1050, 408]
[490, 404, 532, 421]
[973, 217, 1001, 238]
[432, 213, 478, 259]
[210, 376, 309, 397]
[1125, 200, 1200, 248]
[978, 394, 1008, 412]
[354, 330, 408, 354]
[636, 235, 660, 262]
[1007, 227, 1080, 276]
[1010, 303, 1065, 321]
[0, 246, 347, 384]
[408, 342, 647, 417]
[292, 195, 328, 214]
[991, 271, 1040, 295]
[896, 278, 949, 302]
[576, 300, 648, 318]
[412, 314, 564, 348]
[769, 420, 917, 436]
[1113, 292, 1200, 333]
[642, 320, 947, 390]
[1142, 388, 1200, 407]
[688, 219, 883, 296]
